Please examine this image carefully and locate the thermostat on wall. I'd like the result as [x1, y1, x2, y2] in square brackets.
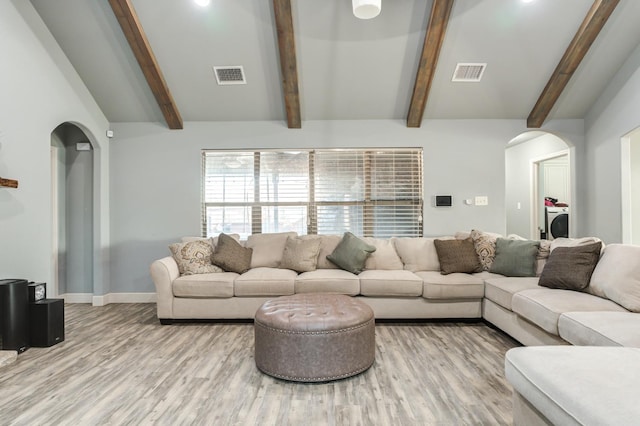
[433, 195, 452, 207]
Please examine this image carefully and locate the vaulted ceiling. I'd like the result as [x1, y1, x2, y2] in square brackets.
[30, 0, 640, 130]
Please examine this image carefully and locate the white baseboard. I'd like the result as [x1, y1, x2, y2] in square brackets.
[59, 293, 156, 306]
[58, 293, 93, 303]
[92, 293, 157, 306]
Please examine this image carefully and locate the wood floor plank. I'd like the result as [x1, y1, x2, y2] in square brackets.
[0, 304, 519, 425]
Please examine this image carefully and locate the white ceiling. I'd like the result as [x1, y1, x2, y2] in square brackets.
[29, 0, 640, 126]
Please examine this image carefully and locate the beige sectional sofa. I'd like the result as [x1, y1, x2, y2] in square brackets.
[150, 231, 640, 351]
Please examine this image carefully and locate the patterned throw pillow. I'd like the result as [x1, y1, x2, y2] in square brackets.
[280, 236, 322, 273]
[433, 237, 483, 275]
[470, 230, 498, 271]
[169, 240, 223, 275]
[211, 233, 253, 274]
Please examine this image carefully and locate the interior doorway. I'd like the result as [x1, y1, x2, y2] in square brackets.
[622, 127, 640, 244]
[505, 132, 573, 239]
[533, 152, 570, 240]
[50, 123, 94, 299]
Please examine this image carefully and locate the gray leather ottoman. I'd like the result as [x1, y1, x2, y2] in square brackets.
[254, 294, 375, 382]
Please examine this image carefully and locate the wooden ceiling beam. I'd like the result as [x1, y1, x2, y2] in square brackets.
[527, 0, 619, 128]
[108, 0, 183, 129]
[273, 0, 302, 129]
[407, 0, 455, 128]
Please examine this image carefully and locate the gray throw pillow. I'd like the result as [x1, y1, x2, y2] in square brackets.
[433, 237, 483, 275]
[539, 241, 602, 290]
[211, 233, 253, 274]
[490, 238, 539, 277]
[326, 232, 376, 274]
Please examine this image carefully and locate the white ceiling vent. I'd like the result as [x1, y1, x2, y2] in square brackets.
[452, 63, 486, 82]
[213, 66, 246, 85]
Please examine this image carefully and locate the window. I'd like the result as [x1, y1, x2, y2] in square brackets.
[202, 149, 423, 238]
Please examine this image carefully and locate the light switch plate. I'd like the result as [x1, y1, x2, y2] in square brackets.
[475, 196, 489, 206]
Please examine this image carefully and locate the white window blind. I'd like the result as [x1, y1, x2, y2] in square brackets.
[202, 148, 423, 238]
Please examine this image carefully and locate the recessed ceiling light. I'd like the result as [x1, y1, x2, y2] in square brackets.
[522, 0, 535, 3]
[194, 0, 210, 7]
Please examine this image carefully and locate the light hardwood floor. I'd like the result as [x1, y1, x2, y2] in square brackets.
[0, 303, 519, 425]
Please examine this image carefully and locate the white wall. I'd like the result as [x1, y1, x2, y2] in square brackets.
[584, 41, 640, 243]
[631, 131, 640, 244]
[505, 134, 570, 238]
[0, 2, 109, 297]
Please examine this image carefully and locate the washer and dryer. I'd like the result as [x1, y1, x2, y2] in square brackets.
[545, 206, 569, 240]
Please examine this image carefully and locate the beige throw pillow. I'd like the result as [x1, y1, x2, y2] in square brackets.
[169, 240, 223, 275]
[280, 236, 322, 273]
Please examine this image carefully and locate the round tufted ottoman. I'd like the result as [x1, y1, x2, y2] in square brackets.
[254, 294, 375, 382]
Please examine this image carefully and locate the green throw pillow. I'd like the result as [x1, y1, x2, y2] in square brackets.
[490, 238, 539, 277]
[326, 232, 376, 274]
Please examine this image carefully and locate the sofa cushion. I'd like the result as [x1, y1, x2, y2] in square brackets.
[358, 270, 423, 296]
[511, 288, 628, 335]
[315, 235, 342, 269]
[172, 272, 237, 298]
[392, 237, 452, 272]
[294, 269, 360, 295]
[246, 232, 297, 268]
[279, 235, 322, 273]
[326, 232, 376, 274]
[470, 229, 500, 271]
[169, 240, 223, 275]
[212, 233, 253, 274]
[490, 238, 539, 277]
[416, 271, 484, 300]
[234, 267, 297, 296]
[363, 238, 403, 270]
[559, 312, 640, 347]
[589, 244, 640, 312]
[483, 277, 540, 310]
[505, 346, 640, 426]
[538, 242, 602, 291]
[434, 237, 482, 275]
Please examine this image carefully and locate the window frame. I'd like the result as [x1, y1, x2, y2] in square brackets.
[202, 148, 423, 238]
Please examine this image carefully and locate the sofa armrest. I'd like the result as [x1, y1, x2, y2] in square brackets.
[150, 256, 179, 320]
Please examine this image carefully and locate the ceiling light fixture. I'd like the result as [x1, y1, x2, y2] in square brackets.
[194, 0, 210, 7]
[352, 0, 381, 20]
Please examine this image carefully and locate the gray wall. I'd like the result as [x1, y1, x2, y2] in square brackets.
[0, 2, 109, 298]
[584, 41, 640, 243]
[109, 119, 584, 293]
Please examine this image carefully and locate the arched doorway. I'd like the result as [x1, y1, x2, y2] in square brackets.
[50, 123, 94, 299]
[505, 131, 574, 240]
